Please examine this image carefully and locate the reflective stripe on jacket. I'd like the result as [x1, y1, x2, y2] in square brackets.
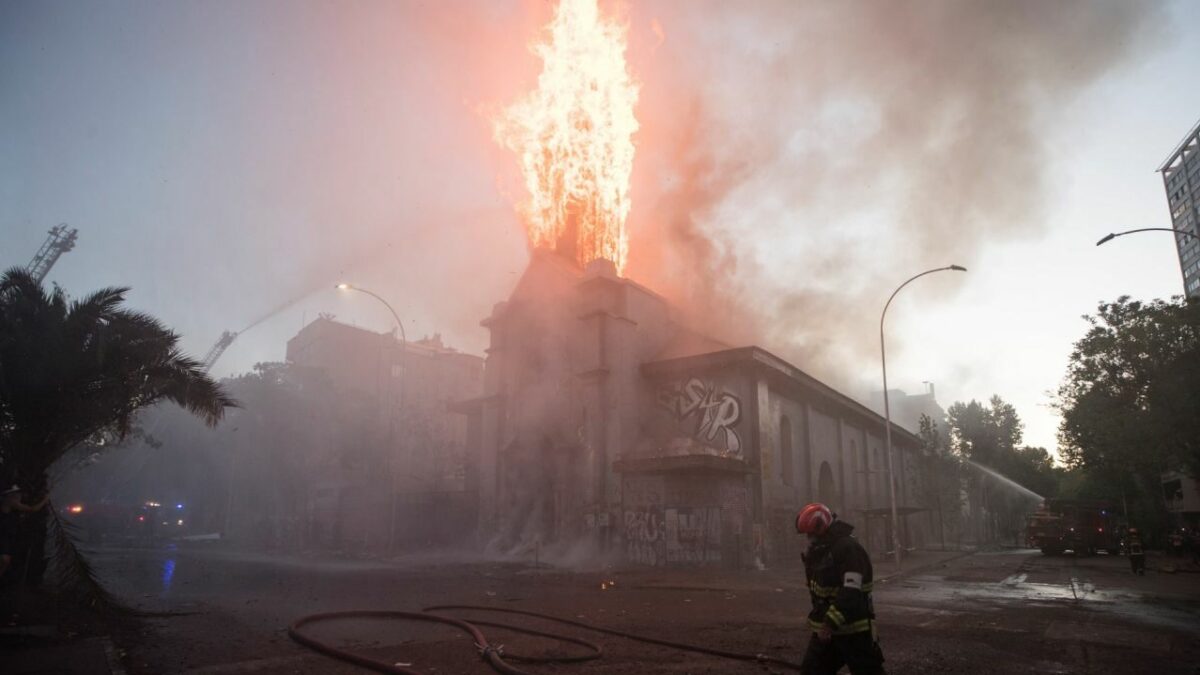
[803, 520, 875, 635]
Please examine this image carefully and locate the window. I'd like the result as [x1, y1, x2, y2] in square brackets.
[1164, 479, 1183, 503]
[780, 416, 794, 486]
[818, 462, 836, 504]
[874, 448, 882, 496]
[849, 439, 859, 497]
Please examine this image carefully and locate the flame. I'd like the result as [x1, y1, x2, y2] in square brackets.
[494, 0, 639, 273]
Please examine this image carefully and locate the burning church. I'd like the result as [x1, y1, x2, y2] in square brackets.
[454, 251, 925, 568]
[453, 0, 927, 568]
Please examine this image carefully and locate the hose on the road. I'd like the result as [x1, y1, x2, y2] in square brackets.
[288, 604, 806, 674]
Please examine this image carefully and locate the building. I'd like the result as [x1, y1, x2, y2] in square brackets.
[454, 250, 927, 568]
[285, 317, 484, 546]
[1159, 118, 1200, 298]
[1163, 470, 1200, 530]
[869, 385, 948, 435]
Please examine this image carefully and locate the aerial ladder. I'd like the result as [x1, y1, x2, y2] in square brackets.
[200, 330, 238, 373]
[27, 224, 79, 284]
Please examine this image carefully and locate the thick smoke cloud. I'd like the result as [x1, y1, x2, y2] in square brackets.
[618, 0, 1164, 389]
[1, 1, 1166, 389]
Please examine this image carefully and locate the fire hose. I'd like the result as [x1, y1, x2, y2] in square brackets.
[289, 604, 807, 674]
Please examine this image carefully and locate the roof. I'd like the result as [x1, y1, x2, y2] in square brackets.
[653, 328, 733, 361]
[289, 317, 480, 361]
[447, 393, 501, 413]
[1157, 116, 1200, 173]
[642, 346, 923, 447]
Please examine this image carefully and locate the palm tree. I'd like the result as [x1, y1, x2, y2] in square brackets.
[0, 267, 235, 605]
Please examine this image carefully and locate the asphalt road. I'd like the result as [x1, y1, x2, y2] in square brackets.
[94, 545, 1200, 674]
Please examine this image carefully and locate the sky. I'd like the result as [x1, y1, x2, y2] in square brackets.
[3, 1, 1198, 457]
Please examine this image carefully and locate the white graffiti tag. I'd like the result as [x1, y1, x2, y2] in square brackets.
[658, 378, 743, 456]
[624, 509, 663, 566]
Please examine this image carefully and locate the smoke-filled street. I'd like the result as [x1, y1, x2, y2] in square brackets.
[80, 545, 1196, 674]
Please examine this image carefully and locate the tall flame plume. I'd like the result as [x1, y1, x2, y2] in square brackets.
[494, 0, 639, 274]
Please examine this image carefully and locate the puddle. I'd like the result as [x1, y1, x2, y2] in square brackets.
[897, 574, 1200, 633]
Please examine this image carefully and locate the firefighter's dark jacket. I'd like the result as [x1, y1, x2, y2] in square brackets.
[803, 520, 875, 634]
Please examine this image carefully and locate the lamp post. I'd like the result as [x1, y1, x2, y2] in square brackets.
[336, 283, 407, 554]
[1095, 227, 1195, 247]
[881, 265, 966, 570]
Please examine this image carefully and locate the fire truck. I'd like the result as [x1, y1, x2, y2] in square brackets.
[1025, 499, 1119, 555]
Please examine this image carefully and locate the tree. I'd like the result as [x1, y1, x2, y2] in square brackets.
[1057, 296, 1200, 475]
[917, 413, 963, 549]
[946, 396, 1058, 544]
[0, 268, 234, 603]
[1056, 295, 1200, 541]
[946, 395, 1024, 467]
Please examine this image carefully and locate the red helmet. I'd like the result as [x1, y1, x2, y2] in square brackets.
[796, 503, 834, 536]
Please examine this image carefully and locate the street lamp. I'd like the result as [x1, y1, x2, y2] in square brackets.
[881, 264, 967, 571]
[336, 283, 407, 553]
[1096, 228, 1195, 246]
[335, 282, 407, 367]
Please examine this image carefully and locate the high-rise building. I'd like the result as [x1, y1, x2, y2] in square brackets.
[1159, 119, 1200, 298]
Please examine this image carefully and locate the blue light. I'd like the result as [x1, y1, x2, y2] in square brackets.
[162, 558, 176, 593]
[176, 504, 184, 510]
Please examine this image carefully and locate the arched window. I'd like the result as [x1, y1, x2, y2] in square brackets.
[818, 461, 836, 505]
[849, 439, 858, 499]
[780, 415, 794, 486]
[874, 448, 883, 499]
[860, 440, 870, 502]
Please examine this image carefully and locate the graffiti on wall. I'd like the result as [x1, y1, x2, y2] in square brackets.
[664, 507, 722, 564]
[625, 506, 723, 566]
[624, 507, 663, 566]
[657, 377, 743, 457]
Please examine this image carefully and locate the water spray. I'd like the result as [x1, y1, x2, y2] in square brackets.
[964, 459, 1044, 502]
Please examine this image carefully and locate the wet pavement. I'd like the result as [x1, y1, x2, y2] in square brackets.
[91, 545, 1200, 674]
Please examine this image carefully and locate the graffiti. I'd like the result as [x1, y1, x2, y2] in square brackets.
[658, 377, 743, 456]
[664, 507, 722, 564]
[626, 507, 724, 566]
[624, 508, 663, 566]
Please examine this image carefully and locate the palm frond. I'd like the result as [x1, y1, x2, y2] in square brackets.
[1, 269, 238, 609]
[66, 285, 132, 326]
[45, 504, 129, 613]
[0, 266, 42, 295]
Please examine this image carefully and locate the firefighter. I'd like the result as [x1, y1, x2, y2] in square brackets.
[796, 502, 886, 675]
[1168, 529, 1184, 557]
[0, 484, 49, 583]
[1126, 527, 1146, 576]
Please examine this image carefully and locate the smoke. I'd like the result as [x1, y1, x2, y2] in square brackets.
[617, 0, 1165, 389]
[7, 1, 1164, 386]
